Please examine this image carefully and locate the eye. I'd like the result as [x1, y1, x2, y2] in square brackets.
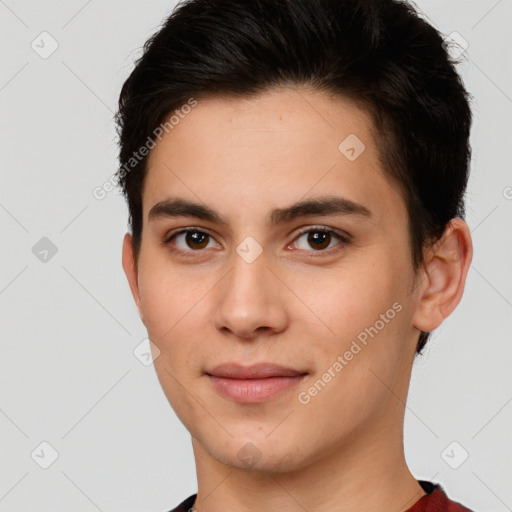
[291, 226, 350, 254]
[164, 228, 219, 255]
[163, 226, 351, 258]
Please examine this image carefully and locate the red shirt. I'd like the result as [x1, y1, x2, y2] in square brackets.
[407, 481, 473, 511]
[166, 480, 473, 511]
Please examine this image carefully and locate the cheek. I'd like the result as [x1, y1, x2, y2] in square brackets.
[137, 262, 195, 346]
[292, 261, 396, 340]
[297, 301, 408, 440]
[138, 269, 201, 404]
[139, 275, 210, 436]
[293, 258, 409, 390]
[137, 260, 215, 377]
[138, 242, 190, 310]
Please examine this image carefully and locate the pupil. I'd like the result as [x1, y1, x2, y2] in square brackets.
[187, 231, 208, 249]
[308, 231, 330, 250]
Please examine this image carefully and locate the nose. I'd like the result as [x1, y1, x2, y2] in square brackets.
[213, 247, 289, 341]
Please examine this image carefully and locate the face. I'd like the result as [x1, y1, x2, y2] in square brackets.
[123, 87, 426, 472]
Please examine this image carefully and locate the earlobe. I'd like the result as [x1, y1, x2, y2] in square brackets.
[412, 218, 473, 333]
[121, 232, 144, 324]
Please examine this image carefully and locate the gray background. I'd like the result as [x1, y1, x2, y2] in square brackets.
[1, 0, 511, 510]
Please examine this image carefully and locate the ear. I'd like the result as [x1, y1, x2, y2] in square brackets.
[122, 232, 144, 324]
[412, 218, 473, 333]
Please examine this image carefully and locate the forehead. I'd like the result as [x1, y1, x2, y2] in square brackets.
[142, 87, 406, 228]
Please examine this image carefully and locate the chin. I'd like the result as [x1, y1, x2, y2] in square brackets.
[206, 432, 312, 474]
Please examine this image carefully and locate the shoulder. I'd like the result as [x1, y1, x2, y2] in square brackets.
[407, 480, 474, 512]
[164, 493, 197, 512]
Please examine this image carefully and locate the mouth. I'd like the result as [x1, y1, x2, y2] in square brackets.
[206, 362, 309, 404]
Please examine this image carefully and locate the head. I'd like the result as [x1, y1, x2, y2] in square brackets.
[116, 0, 473, 474]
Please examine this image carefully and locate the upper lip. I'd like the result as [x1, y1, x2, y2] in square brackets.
[206, 362, 308, 379]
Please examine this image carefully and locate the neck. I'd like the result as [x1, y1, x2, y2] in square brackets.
[191, 413, 426, 512]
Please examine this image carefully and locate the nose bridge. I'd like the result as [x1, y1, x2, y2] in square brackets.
[234, 238, 270, 290]
[214, 241, 287, 338]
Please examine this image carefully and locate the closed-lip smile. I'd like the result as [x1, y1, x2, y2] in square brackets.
[206, 362, 309, 403]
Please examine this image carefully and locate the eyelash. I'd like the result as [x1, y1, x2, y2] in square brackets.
[162, 226, 351, 258]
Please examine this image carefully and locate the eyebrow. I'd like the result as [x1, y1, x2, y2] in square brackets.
[148, 195, 373, 228]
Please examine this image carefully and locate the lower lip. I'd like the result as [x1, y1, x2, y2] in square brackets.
[207, 374, 307, 403]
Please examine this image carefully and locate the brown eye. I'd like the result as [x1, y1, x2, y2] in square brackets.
[165, 229, 218, 253]
[184, 231, 209, 249]
[306, 231, 331, 250]
[293, 227, 350, 253]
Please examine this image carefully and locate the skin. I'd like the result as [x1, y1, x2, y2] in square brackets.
[122, 87, 473, 512]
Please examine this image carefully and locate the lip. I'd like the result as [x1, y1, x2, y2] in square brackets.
[207, 362, 307, 379]
[206, 363, 308, 404]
